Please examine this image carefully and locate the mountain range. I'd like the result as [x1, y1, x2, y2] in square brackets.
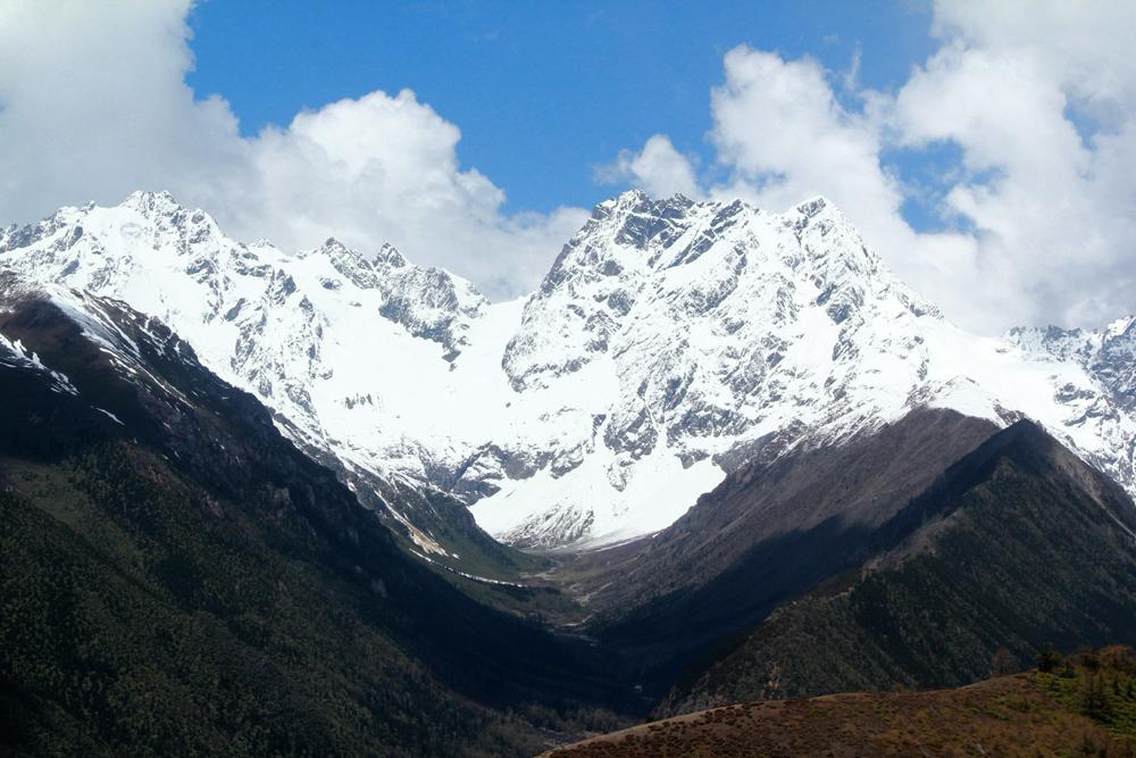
[3, 190, 1136, 559]
[3, 190, 1136, 755]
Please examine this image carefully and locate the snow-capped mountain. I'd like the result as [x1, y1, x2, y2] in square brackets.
[0, 191, 494, 556]
[1008, 318, 1136, 414]
[480, 190, 1136, 546]
[3, 189, 1135, 550]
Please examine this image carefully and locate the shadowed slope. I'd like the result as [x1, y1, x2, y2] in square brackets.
[662, 420, 1136, 714]
[568, 409, 996, 693]
[0, 285, 631, 756]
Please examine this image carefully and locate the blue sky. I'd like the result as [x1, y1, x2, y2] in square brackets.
[2, 1, 1131, 330]
[187, 0, 936, 215]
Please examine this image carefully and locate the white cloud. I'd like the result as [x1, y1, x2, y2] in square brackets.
[607, 2, 1136, 332]
[596, 134, 701, 199]
[236, 89, 587, 297]
[706, 48, 905, 250]
[4, 1, 1135, 328]
[891, 0, 1136, 328]
[0, 0, 584, 299]
[933, 0, 1136, 116]
[605, 46, 998, 330]
[703, 46, 983, 329]
[0, 0, 244, 217]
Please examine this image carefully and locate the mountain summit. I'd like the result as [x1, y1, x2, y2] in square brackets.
[3, 190, 1136, 549]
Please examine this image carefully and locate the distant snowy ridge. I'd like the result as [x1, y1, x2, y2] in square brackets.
[3, 189, 1135, 550]
[1007, 318, 1136, 413]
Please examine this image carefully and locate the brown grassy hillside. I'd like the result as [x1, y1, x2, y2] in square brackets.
[548, 648, 1136, 757]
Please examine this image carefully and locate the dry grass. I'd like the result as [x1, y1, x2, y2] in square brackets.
[547, 652, 1136, 758]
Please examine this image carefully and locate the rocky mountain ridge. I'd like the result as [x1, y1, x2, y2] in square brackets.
[3, 189, 1136, 550]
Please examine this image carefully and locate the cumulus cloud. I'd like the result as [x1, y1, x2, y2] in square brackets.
[236, 89, 587, 297]
[893, 0, 1136, 329]
[707, 50, 925, 259]
[0, 0, 585, 298]
[605, 45, 987, 328]
[0, 0, 244, 216]
[608, 1, 1136, 332]
[4, 1, 1135, 328]
[704, 46, 981, 329]
[596, 134, 701, 200]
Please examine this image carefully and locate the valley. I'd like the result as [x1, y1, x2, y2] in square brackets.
[4, 2, 1134, 754]
[2, 190, 1136, 755]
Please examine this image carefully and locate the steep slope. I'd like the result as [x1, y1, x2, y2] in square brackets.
[571, 408, 997, 624]
[4, 190, 1136, 550]
[0, 277, 630, 756]
[659, 420, 1136, 715]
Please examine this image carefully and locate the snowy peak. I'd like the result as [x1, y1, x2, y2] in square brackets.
[0, 191, 487, 349]
[121, 189, 189, 217]
[539, 190, 700, 281]
[479, 191, 1136, 547]
[312, 237, 388, 290]
[1106, 315, 1136, 340]
[484, 192, 965, 546]
[0, 189, 488, 469]
[506, 192, 933, 392]
[300, 235, 485, 352]
[4, 189, 1136, 553]
[596, 189, 698, 247]
[375, 241, 410, 268]
[793, 194, 831, 217]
